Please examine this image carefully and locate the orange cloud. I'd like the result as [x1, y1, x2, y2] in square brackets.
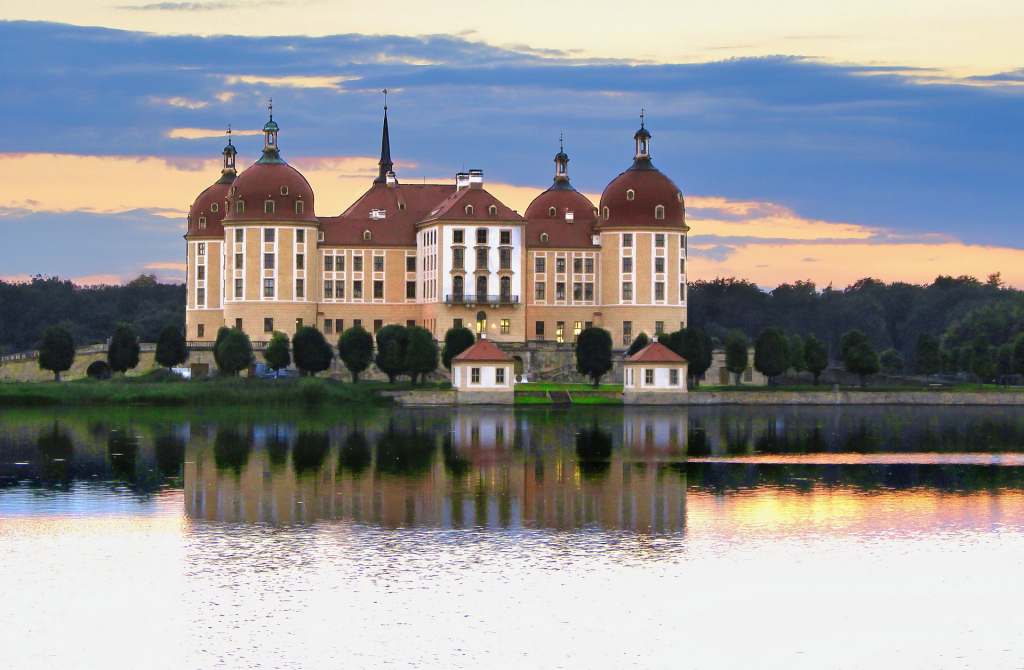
[71, 273, 124, 286]
[167, 128, 261, 140]
[149, 95, 208, 110]
[144, 262, 186, 272]
[224, 74, 360, 90]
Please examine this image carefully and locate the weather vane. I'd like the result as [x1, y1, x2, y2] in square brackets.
[640, 107, 645, 128]
[383, 88, 388, 111]
[268, 97, 273, 120]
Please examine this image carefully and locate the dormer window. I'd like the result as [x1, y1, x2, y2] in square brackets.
[626, 189, 635, 201]
[654, 204, 666, 220]
[540, 232, 550, 244]
[236, 200, 245, 214]
[548, 206, 556, 217]
[369, 209, 386, 220]
[198, 216, 207, 229]
[603, 206, 610, 220]
[210, 202, 219, 213]
[677, 192, 683, 202]
[398, 201, 406, 210]
[488, 204, 497, 216]
[264, 200, 275, 214]
[363, 230, 372, 241]
[295, 200, 304, 215]
[465, 204, 474, 216]
[280, 185, 289, 196]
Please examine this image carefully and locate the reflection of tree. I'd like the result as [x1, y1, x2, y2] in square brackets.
[213, 427, 251, 474]
[375, 429, 435, 476]
[37, 424, 74, 485]
[108, 429, 138, 481]
[442, 433, 470, 476]
[576, 425, 613, 480]
[154, 432, 185, 478]
[339, 431, 372, 475]
[687, 424, 711, 457]
[266, 429, 289, 469]
[292, 431, 330, 475]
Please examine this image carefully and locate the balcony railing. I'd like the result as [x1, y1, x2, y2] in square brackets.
[444, 294, 520, 305]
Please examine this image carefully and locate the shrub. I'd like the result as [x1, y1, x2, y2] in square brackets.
[840, 329, 880, 387]
[788, 334, 806, 373]
[338, 325, 373, 383]
[754, 328, 789, 383]
[405, 326, 439, 384]
[880, 348, 904, 374]
[38, 325, 75, 381]
[107, 322, 140, 374]
[625, 332, 650, 357]
[216, 328, 253, 376]
[375, 325, 409, 382]
[804, 335, 828, 385]
[441, 327, 475, 370]
[575, 327, 613, 387]
[292, 326, 333, 376]
[213, 326, 231, 371]
[264, 331, 291, 373]
[724, 331, 749, 385]
[915, 333, 942, 376]
[155, 325, 188, 370]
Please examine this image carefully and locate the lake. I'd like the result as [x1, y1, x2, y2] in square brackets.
[2, 404, 1024, 669]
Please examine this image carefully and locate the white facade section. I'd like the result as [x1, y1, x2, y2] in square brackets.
[452, 362, 514, 390]
[440, 224, 522, 299]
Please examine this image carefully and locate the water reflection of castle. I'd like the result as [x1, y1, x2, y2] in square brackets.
[184, 409, 689, 532]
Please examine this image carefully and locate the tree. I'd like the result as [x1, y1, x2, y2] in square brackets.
[375, 324, 409, 383]
[971, 337, 996, 382]
[665, 328, 706, 387]
[880, 348, 904, 374]
[840, 329, 880, 387]
[996, 343, 1014, 384]
[38, 325, 75, 381]
[107, 322, 140, 374]
[575, 327, 613, 387]
[694, 330, 715, 386]
[626, 332, 650, 357]
[155, 325, 188, 370]
[441, 327, 475, 370]
[788, 334, 806, 373]
[804, 335, 828, 385]
[213, 326, 231, 371]
[338, 325, 373, 383]
[914, 333, 941, 377]
[216, 328, 253, 376]
[292, 326, 333, 376]
[264, 331, 291, 374]
[724, 331, 749, 385]
[404, 326, 439, 384]
[754, 328, 789, 384]
[1013, 334, 1024, 376]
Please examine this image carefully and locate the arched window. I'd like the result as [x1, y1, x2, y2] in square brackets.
[548, 206, 557, 217]
[476, 275, 488, 299]
[500, 276, 511, 301]
[465, 204, 474, 216]
[654, 204, 665, 220]
[210, 202, 219, 213]
[264, 200, 275, 214]
[475, 310, 487, 334]
[295, 200, 304, 215]
[539, 232, 550, 244]
[488, 204, 497, 216]
[677, 191, 683, 202]
[236, 200, 245, 214]
[280, 185, 289, 196]
[626, 189, 635, 201]
[452, 275, 464, 300]
[602, 206, 610, 220]
[198, 216, 207, 229]
[363, 230, 372, 241]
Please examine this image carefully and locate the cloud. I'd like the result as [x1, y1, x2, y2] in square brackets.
[224, 74, 361, 90]
[117, 2, 237, 10]
[144, 261, 186, 271]
[167, 128, 260, 140]
[149, 95, 209, 109]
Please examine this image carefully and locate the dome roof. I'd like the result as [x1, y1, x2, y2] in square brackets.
[223, 161, 317, 223]
[598, 164, 685, 229]
[525, 183, 596, 221]
[187, 176, 232, 237]
[524, 185, 599, 248]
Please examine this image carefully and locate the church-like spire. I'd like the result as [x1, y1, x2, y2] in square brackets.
[374, 89, 395, 184]
[258, 98, 284, 164]
[553, 132, 571, 188]
[632, 108, 653, 169]
[218, 125, 237, 184]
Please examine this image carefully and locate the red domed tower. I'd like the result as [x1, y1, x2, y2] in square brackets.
[220, 101, 320, 341]
[185, 129, 237, 341]
[597, 112, 689, 347]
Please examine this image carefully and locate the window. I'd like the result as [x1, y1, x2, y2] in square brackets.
[406, 256, 416, 272]
[363, 230, 372, 241]
[263, 278, 274, 297]
[475, 248, 488, 269]
[499, 247, 511, 270]
[406, 281, 416, 299]
[196, 287, 205, 305]
[453, 247, 465, 269]
[655, 205, 665, 220]
[535, 321, 545, 337]
[500, 230, 511, 245]
[500, 318, 510, 334]
[353, 256, 363, 272]
[337, 255, 345, 271]
[623, 233, 633, 248]
[540, 232, 549, 243]
[264, 228, 275, 243]
[324, 280, 333, 298]
[535, 256, 546, 273]
[535, 282, 545, 300]
[296, 254, 304, 270]
[471, 367, 481, 384]
[236, 200, 245, 214]
[197, 266, 206, 281]
[555, 321, 565, 344]
[645, 369, 655, 385]
[584, 258, 594, 274]
[500, 276, 511, 300]
[556, 257, 566, 273]
[295, 201, 304, 215]
[335, 319, 344, 333]
[336, 282, 345, 299]
[373, 319, 383, 333]
[655, 257, 665, 273]
[264, 200, 275, 214]
[655, 233, 665, 247]
[197, 324, 205, 338]
[264, 253, 274, 270]
[680, 283, 686, 302]
[476, 275, 488, 297]
[555, 282, 566, 300]
[453, 275, 464, 299]
[404, 320, 415, 329]
[573, 258, 583, 274]
[325, 255, 334, 272]
[235, 229, 244, 243]
[476, 228, 488, 244]
[670, 369, 679, 386]
[234, 278, 243, 298]
[622, 257, 633, 273]
[264, 318, 274, 333]
[623, 321, 633, 345]
[453, 229, 464, 244]
[573, 321, 583, 339]
[584, 282, 594, 301]
[353, 319, 362, 327]
[210, 202, 218, 213]
[296, 278, 304, 298]
[373, 255, 384, 272]
[454, 318, 463, 329]
[373, 280, 384, 299]
[197, 243, 206, 256]
[622, 282, 633, 301]
[295, 318, 303, 331]
[280, 185, 289, 196]
[324, 320, 333, 334]
[602, 206, 609, 219]
[353, 280, 363, 299]
[548, 206, 556, 217]
[318, 231, 324, 242]
[573, 282, 583, 300]
[235, 252, 243, 268]
[680, 258, 686, 274]
[655, 321, 665, 335]
[496, 367, 506, 385]
[296, 229, 305, 244]
[235, 318, 243, 329]
[655, 282, 665, 301]
[465, 204, 474, 216]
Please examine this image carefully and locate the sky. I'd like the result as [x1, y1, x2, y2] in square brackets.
[0, 1, 1021, 288]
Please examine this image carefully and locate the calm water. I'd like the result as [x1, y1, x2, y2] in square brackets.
[2, 405, 1024, 669]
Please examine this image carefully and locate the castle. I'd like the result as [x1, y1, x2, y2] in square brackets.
[184, 103, 689, 355]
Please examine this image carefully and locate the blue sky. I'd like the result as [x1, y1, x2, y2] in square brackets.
[0, 15, 1022, 286]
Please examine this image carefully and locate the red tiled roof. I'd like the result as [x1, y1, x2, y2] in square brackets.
[597, 164, 686, 230]
[419, 186, 524, 224]
[186, 178, 232, 238]
[524, 185, 599, 249]
[321, 182, 455, 246]
[453, 339, 513, 363]
[625, 342, 686, 364]
[223, 161, 318, 223]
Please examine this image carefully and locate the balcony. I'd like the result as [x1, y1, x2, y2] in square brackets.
[444, 294, 520, 306]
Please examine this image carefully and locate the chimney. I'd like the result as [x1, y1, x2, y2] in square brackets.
[564, 211, 574, 223]
[455, 172, 470, 190]
[468, 169, 484, 188]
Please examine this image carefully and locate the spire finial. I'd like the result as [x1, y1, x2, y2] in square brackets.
[559, 131, 564, 153]
[226, 123, 232, 146]
[383, 88, 388, 112]
[375, 93, 394, 184]
[640, 107, 645, 129]
[268, 97, 273, 121]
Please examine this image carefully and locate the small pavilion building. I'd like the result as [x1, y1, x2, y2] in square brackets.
[451, 338, 515, 404]
[623, 342, 688, 404]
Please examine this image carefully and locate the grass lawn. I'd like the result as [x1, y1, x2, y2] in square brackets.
[516, 382, 623, 393]
[694, 383, 1024, 393]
